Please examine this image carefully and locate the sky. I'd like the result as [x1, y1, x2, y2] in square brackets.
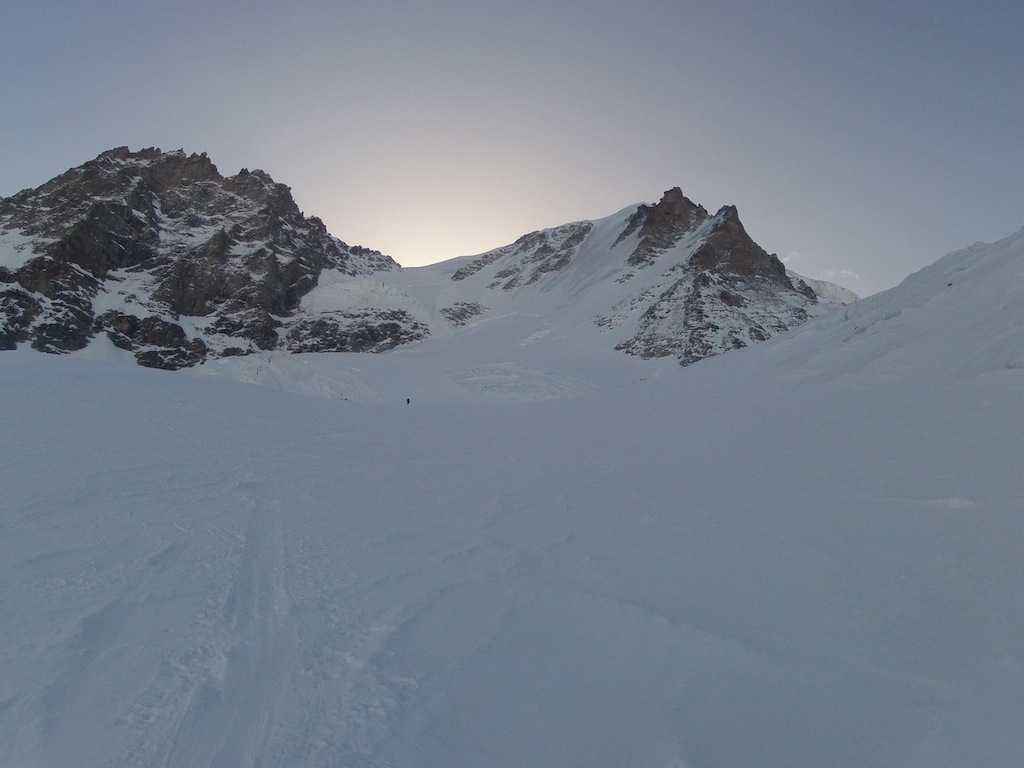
[1, 0, 1021, 297]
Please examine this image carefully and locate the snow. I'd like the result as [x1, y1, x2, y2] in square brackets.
[299, 274, 434, 325]
[2, 229, 1024, 767]
[0, 229, 42, 271]
[788, 268, 860, 304]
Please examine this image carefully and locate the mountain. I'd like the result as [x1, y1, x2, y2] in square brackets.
[1, 226, 1021, 767]
[385, 186, 855, 366]
[1, 148, 852, 369]
[0, 147, 409, 368]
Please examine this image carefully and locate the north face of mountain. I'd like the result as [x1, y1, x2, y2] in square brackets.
[0, 147, 412, 367]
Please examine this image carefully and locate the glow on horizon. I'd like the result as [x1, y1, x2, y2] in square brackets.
[2, 1, 1022, 296]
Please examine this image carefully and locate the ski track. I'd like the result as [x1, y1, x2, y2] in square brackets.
[140, 451, 406, 767]
[160, 497, 294, 768]
[0, 385, 408, 768]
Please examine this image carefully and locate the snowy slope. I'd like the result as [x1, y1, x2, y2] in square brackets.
[1, 229, 1023, 767]
[788, 268, 860, 305]
[772, 225, 1024, 378]
[296, 193, 839, 376]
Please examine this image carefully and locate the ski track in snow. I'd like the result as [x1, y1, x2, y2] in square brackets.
[0, 377, 414, 768]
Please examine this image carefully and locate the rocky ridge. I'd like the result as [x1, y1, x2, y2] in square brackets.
[1, 149, 854, 369]
[0, 147, 417, 368]
[439, 187, 844, 365]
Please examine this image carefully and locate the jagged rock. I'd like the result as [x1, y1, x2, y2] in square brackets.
[206, 302, 280, 351]
[451, 252, 502, 281]
[46, 201, 159, 277]
[451, 222, 593, 287]
[14, 255, 101, 300]
[614, 271, 811, 363]
[0, 147, 399, 368]
[135, 342, 208, 370]
[5, 256, 101, 353]
[96, 311, 208, 369]
[616, 188, 709, 267]
[689, 207, 789, 281]
[440, 302, 486, 327]
[610, 203, 816, 363]
[603, 201, 816, 363]
[285, 311, 428, 353]
[0, 286, 42, 349]
[30, 301, 96, 353]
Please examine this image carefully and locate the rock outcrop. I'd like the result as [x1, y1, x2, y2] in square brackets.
[0, 147, 414, 367]
[614, 201, 816, 362]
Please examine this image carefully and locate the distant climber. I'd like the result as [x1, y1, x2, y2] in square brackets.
[406, 398, 410, 405]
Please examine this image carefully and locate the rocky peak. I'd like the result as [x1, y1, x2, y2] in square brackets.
[610, 203, 818, 363]
[436, 188, 838, 368]
[615, 187, 710, 267]
[645, 187, 707, 229]
[133, 148, 221, 190]
[690, 206, 793, 284]
[1, 147, 408, 366]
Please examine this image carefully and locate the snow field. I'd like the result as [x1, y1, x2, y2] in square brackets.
[2, 228, 1024, 766]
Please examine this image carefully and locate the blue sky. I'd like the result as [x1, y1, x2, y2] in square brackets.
[2, 0, 1021, 295]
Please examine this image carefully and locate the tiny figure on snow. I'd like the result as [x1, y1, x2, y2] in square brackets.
[406, 398, 410, 405]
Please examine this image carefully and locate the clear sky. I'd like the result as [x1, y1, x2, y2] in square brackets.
[2, 1, 1021, 296]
